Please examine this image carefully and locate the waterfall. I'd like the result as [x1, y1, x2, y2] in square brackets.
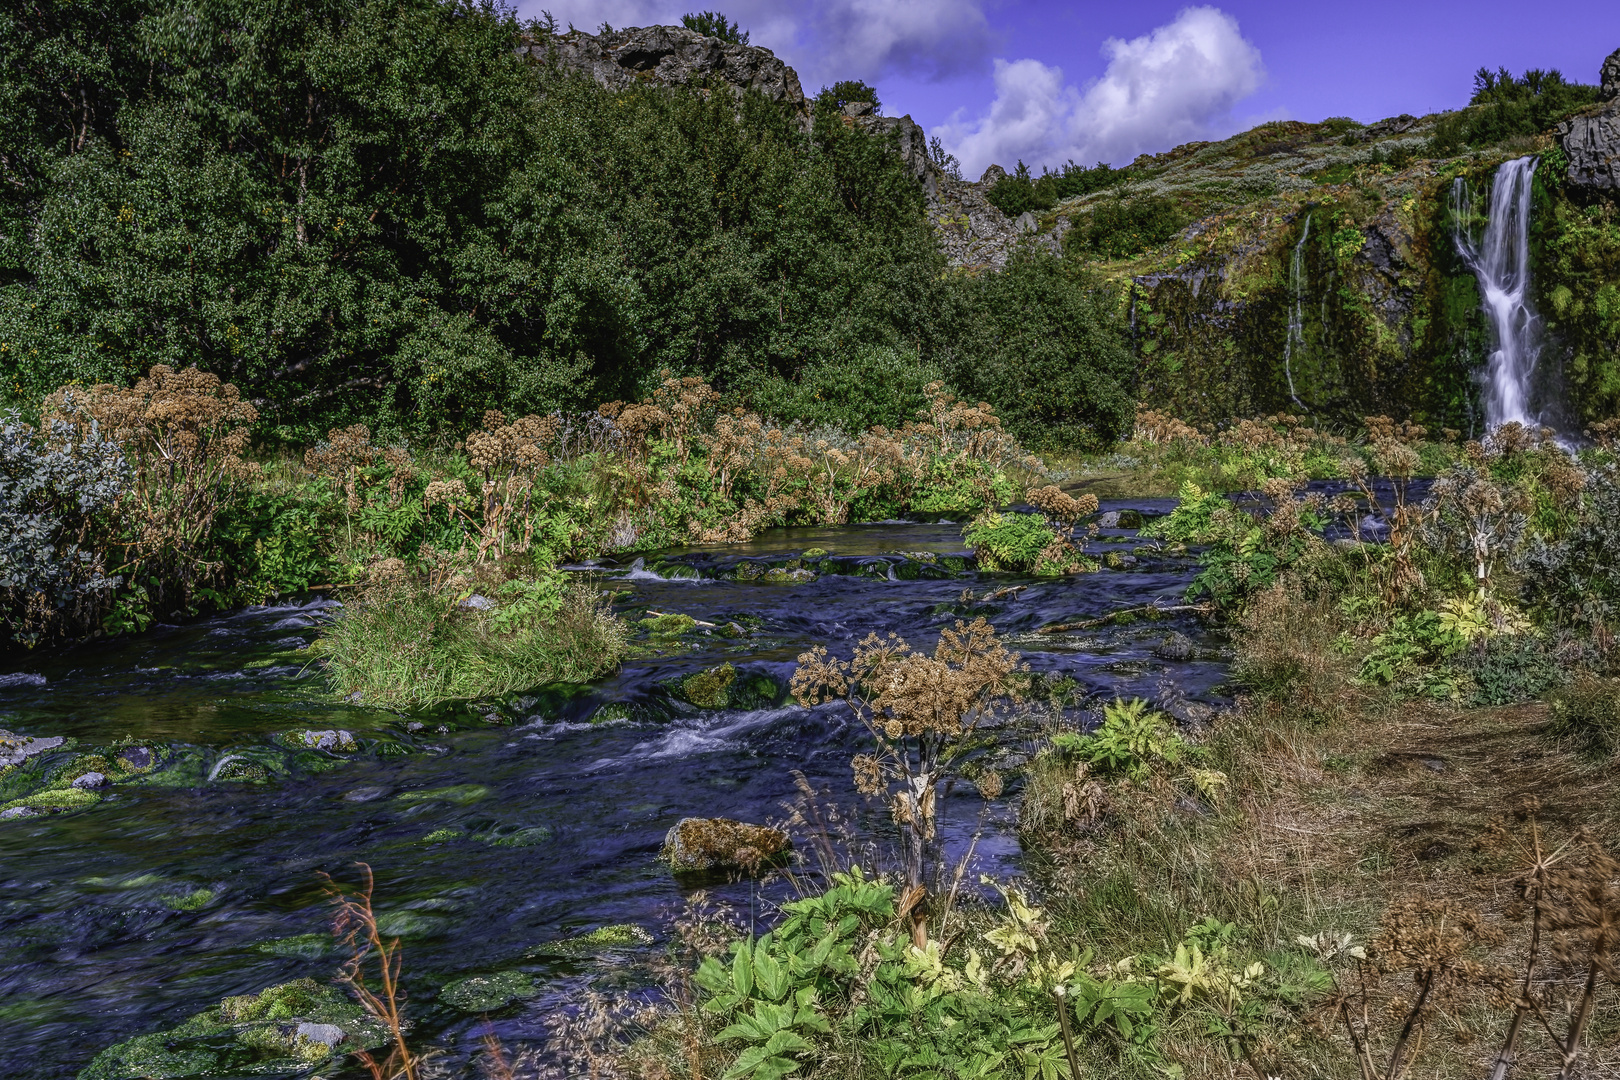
[1453, 157, 1542, 430]
[1283, 213, 1310, 411]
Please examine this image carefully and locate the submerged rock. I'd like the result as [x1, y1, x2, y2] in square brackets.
[440, 970, 539, 1012]
[662, 817, 791, 875]
[529, 923, 655, 958]
[1153, 632, 1197, 661]
[78, 978, 385, 1080]
[287, 729, 358, 752]
[1094, 509, 1145, 529]
[678, 663, 736, 709]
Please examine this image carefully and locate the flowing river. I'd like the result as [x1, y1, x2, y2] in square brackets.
[0, 499, 1232, 1079]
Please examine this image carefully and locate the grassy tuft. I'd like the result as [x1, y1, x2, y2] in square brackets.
[315, 577, 627, 709]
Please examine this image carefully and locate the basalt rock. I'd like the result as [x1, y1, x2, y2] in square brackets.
[522, 25, 809, 131]
[1603, 46, 1620, 101]
[1559, 99, 1620, 191]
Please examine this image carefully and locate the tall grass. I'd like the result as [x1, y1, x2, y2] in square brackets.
[315, 578, 627, 709]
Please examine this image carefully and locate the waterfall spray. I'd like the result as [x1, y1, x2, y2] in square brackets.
[1453, 157, 1543, 431]
[1283, 214, 1311, 411]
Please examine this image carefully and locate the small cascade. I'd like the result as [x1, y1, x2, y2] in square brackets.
[1283, 213, 1311, 411]
[1453, 157, 1543, 430]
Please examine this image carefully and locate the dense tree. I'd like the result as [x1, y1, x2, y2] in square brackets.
[1, 0, 1135, 451]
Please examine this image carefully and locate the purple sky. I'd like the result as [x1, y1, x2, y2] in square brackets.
[521, 1, 1620, 175]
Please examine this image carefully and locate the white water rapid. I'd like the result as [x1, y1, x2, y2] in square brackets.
[1283, 213, 1311, 411]
[1453, 157, 1543, 430]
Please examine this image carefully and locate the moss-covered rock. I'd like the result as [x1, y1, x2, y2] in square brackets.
[661, 816, 791, 876]
[439, 970, 539, 1012]
[639, 612, 696, 636]
[77, 978, 385, 1080]
[2, 787, 101, 814]
[395, 784, 489, 805]
[677, 663, 737, 708]
[528, 922, 654, 957]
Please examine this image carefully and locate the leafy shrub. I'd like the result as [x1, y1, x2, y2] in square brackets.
[1141, 481, 1230, 543]
[1548, 675, 1620, 754]
[984, 161, 1054, 216]
[0, 406, 128, 645]
[1066, 195, 1189, 259]
[1356, 611, 1467, 686]
[736, 347, 947, 434]
[1456, 633, 1566, 706]
[963, 511, 1092, 576]
[1054, 698, 1193, 781]
[1523, 463, 1620, 638]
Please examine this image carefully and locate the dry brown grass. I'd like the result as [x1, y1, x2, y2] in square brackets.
[1024, 639, 1620, 1080]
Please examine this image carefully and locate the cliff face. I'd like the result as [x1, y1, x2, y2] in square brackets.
[521, 25, 810, 129]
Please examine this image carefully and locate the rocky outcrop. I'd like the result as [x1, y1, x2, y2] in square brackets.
[1557, 47, 1620, 191]
[521, 25, 809, 130]
[928, 177, 1056, 270]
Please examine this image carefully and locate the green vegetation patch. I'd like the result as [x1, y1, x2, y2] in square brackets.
[78, 978, 384, 1080]
[529, 923, 655, 958]
[2, 787, 101, 814]
[677, 663, 736, 708]
[439, 970, 539, 1012]
[395, 784, 489, 805]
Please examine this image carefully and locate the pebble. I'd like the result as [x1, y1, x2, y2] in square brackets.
[71, 772, 108, 789]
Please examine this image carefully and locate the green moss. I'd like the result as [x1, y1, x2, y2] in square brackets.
[2, 787, 101, 813]
[374, 910, 452, 938]
[529, 923, 654, 957]
[162, 887, 215, 912]
[421, 827, 464, 844]
[678, 662, 736, 708]
[482, 825, 552, 847]
[80, 978, 379, 1080]
[439, 970, 539, 1012]
[251, 933, 331, 960]
[639, 612, 696, 636]
[395, 784, 488, 805]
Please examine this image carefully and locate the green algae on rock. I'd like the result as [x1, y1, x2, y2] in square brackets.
[528, 922, 655, 958]
[439, 970, 540, 1012]
[678, 662, 737, 708]
[77, 978, 385, 1080]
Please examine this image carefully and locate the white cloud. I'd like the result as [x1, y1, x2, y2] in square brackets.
[517, 0, 993, 89]
[937, 6, 1266, 177]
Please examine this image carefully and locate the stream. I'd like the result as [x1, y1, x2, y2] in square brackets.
[0, 498, 1233, 1079]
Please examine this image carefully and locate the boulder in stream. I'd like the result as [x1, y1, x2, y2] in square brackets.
[662, 817, 791, 875]
[0, 731, 65, 768]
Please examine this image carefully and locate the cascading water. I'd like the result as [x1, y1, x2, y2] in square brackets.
[1283, 213, 1311, 411]
[1453, 157, 1543, 430]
